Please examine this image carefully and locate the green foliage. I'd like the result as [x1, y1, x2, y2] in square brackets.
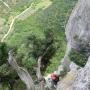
[0, 43, 8, 65]
[0, 0, 78, 89]
[72, 35, 90, 67]
[0, 43, 18, 88]
[6, 0, 77, 74]
[69, 49, 87, 67]
[26, 30, 55, 58]
[11, 0, 32, 13]
[15, 30, 56, 74]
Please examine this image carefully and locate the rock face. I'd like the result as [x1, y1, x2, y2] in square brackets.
[65, 0, 90, 49]
[70, 57, 90, 90]
[56, 62, 79, 90]
[57, 0, 90, 90]
[63, 0, 90, 74]
[57, 57, 90, 90]
[61, 0, 90, 71]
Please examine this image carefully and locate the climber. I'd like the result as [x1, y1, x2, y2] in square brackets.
[44, 72, 59, 88]
[51, 72, 59, 87]
[44, 64, 65, 88]
[51, 65, 65, 87]
[58, 64, 66, 77]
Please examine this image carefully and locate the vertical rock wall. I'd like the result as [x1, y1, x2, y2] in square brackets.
[57, 0, 90, 90]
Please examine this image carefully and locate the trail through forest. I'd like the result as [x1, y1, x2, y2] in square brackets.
[1, 4, 34, 42]
[1, 0, 52, 42]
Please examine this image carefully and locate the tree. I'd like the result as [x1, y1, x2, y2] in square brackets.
[0, 42, 19, 90]
[16, 30, 56, 74]
[0, 30, 56, 90]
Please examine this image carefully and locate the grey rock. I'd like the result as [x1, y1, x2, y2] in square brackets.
[66, 0, 90, 49]
[57, 0, 90, 90]
[70, 57, 90, 90]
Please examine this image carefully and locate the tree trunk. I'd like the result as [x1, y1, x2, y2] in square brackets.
[8, 51, 35, 90]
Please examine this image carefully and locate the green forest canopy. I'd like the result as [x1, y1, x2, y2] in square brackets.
[0, 0, 77, 89]
[6, 0, 77, 74]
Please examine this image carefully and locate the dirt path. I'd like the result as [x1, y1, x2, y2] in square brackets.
[1, 17, 15, 42]
[0, 0, 10, 9]
[1, 5, 34, 42]
[1, 0, 52, 42]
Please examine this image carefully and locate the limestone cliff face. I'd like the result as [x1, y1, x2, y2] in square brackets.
[63, 0, 90, 71]
[56, 61, 79, 90]
[57, 57, 90, 90]
[65, 0, 90, 49]
[57, 0, 90, 90]
[70, 57, 90, 90]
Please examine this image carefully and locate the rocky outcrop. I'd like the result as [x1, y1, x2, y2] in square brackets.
[70, 57, 90, 90]
[57, 57, 90, 90]
[61, 0, 90, 64]
[57, 62, 78, 90]
[61, 0, 90, 73]
[57, 0, 90, 90]
[65, 0, 90, 49]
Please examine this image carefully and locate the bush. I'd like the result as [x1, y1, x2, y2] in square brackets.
[0, 43, 8, 65]
[69, 49, 87, 67]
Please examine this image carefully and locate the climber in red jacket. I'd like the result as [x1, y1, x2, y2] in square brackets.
[51, 73, 59, 87]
